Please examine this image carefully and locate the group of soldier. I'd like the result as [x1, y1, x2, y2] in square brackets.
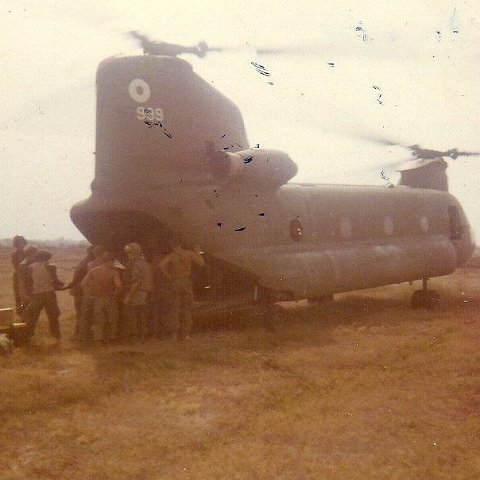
[11, 235, 205, 346]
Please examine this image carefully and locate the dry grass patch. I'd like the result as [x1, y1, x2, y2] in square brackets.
[1, 246, 480, 479]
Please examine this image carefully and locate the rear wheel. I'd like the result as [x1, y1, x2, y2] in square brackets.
[411, 290, 439, 310]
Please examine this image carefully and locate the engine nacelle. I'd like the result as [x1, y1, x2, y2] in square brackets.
[210, 148, 298, 189]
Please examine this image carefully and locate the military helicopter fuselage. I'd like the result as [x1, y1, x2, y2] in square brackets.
[71, 55, 475, 307]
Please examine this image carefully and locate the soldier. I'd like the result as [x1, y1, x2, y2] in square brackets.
[159, 242, 205, 340]
[81, 251, 122, 344]
[16, 245, 38, 315]
[11, 235, 28, 315]
[78, 245, 105, 344]
[24, 250, 64, 342]
[122, 243, 152, 343]
[150, 251, 172, 338]
[87, 245, 106, 271]
[64, 245, 94, 338]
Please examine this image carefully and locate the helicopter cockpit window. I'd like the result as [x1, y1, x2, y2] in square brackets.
[289, 218, 303, 242]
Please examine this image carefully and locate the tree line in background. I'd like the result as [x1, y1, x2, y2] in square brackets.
[0, 238, 89, 249]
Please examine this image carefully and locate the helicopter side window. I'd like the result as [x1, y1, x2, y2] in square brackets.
[448, 206, 463, 240]
[419, 215, 429, 234]
[289, 218, 303, 242]
[383, 215, 394, 236]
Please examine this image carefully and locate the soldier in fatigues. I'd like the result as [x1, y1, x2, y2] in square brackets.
[122, 243, 152, 343]
[81, 251, 122, 344]
[150, 252, 172, 338]
[11, 235, 28, 315]
[159, 243, 205, 340]
[16, 245, 38, 316]
[24, 250, 64, 342]
[65, 245, 94, 338]
[78, 245, 105, 344]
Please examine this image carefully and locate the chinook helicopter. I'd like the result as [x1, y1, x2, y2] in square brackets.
[70, 34, 476, 314]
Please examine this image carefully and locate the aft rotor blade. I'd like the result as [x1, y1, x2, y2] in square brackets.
[454, 151, 480, 157]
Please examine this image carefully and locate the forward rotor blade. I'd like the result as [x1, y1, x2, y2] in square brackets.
[454, 151, 480, 157]
[356, 133, 480, 160]
[256, 44, 327, 56]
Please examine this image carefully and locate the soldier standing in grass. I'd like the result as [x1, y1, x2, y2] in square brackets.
[25, 250, 64, 342]
[122, 243, 152, 343]
[65, 245, 94, 339]
[78, 245, 106, 344]
[81, 251, 122, 344]
[16, 245, 38, 316]
[150, 251, 172, 338]
[159, 242, 205, 340]
[11, 235, 28, 315]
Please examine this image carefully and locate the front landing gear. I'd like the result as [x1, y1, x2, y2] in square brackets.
[411, 278, 440, 309]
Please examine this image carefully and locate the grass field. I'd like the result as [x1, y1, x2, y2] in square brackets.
[1, 246, 480, 479]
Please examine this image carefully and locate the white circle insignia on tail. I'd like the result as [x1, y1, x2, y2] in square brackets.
[128, 79, 151, 103]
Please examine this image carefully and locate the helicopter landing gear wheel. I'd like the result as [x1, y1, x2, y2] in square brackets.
[411, 278, 440, 310]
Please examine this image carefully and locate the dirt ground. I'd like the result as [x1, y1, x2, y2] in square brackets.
[1, 246, 479, 480]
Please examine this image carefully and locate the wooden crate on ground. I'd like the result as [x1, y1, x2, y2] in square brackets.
[0, 308, 28, 346]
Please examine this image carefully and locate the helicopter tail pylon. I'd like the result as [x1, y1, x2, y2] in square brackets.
[396, 158, 449, 191]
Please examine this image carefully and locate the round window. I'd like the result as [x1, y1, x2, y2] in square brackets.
[289, 218, 303, 242]
[419, 215, 429, 233]
[383, 215, 394, 236]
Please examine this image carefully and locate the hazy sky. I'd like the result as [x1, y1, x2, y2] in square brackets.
[1, 0, 479, 240]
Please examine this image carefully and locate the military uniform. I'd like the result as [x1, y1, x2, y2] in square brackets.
[149, 254, 172, 337]
[81, 255, 121, 343]
[11, 249, 26, 314]
[78, 253, 105, 343]
[169, 277, 195, 339]
[25, 254, 63, 341]
[159, 246, 205, 340]
[66, 252, 92, 337]
[122, 257, 151, 342]
[16, 247, 38, 315]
